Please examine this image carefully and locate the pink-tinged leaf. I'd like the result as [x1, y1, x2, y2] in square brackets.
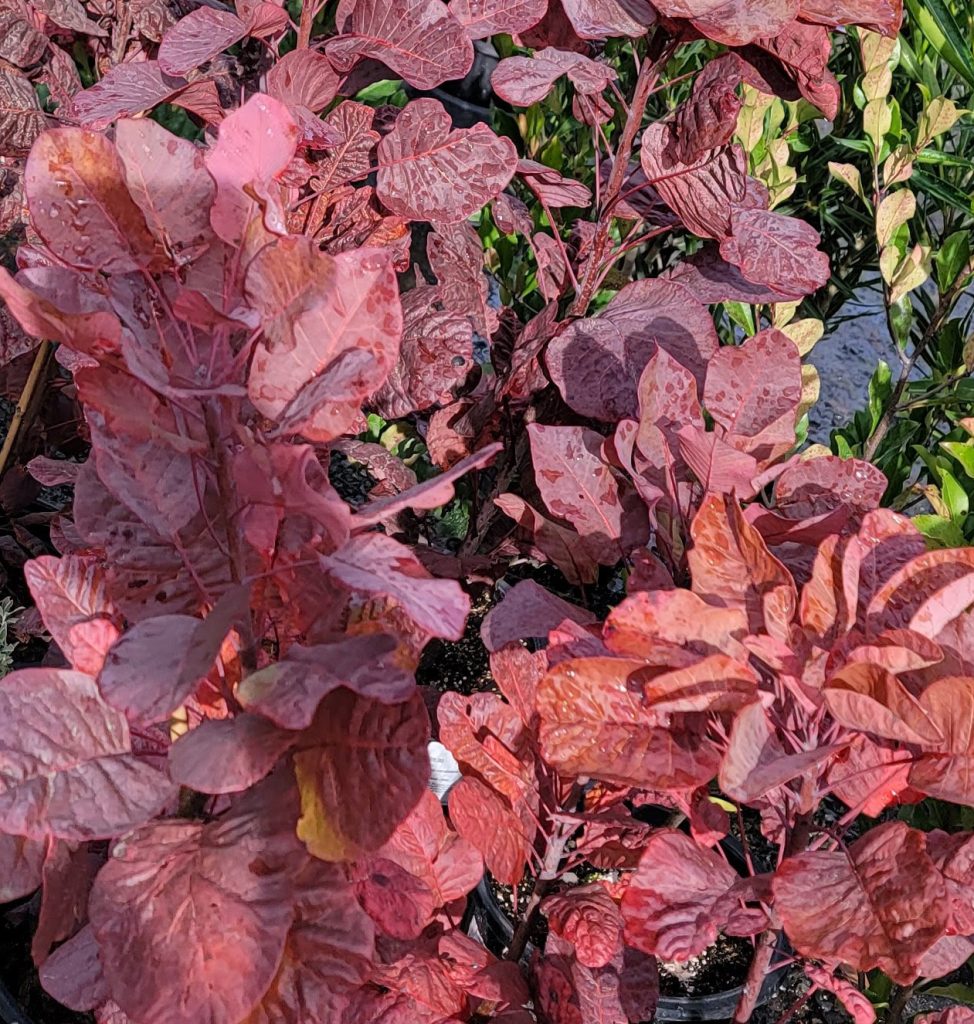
[490, 645, 546, 727]
[321, 532, 469, 641]
[916, 1012, 974, 1024]
[491, 46, 616, 105]
[688, 493, 796, 634]
[775, 455, 887, 519]
[26, 129, 161, 274]
[637, 654, 758, 714]
[169, 715, 296, 795]
[825, 663, 944, 745]
[0, 67, 48, 157]
[326, 0, 473, 90]
[664, 244, 802, 303]
[672, 54, 743, 164]
[543, 885, 624, 968]
[495, 492, 601, 585]
[205, 94, 298, 245]
[720, 208, 830, 296]
[32, 0, 107, 34]
[427, 220, 496, 337]
[641, 123, 750, 241]
[0, 830, 45, 902]
[69, 62, 186, 130]
[266, 49, 340, 112]
[826, 734, 915, 818]
[481, 579, 595, 652]
[39, 925, 108, 1012]
[378, 789, 483, 906]
[605, 589, 747, 661]
[353, 443, 502, 529]
[719, 701, 843, 802]
[528, 423, 633, 557]
[538, 658, 721, 789]
[238, 634, 413, 730]
[676, 424, 760, 496]
[0, 668, 174, 841]
[657, 0, 798, 45]
[547, 280, 717, 419]
[704, 328, 801, 454]
[294, 690, 430, 861]
[774, 821, 947, 983]
[315, 101, 379, 191]
[158, 7, 248, 75]
[356, 856, 436, 938]
[867, 548, 974, 639]
[909, 677, 974, 804]
[927, 830, 974, 936]
[98, 607, 239, 727]
[24, 555, 120, 676]
[371, 286, 473, 420]
[448, 776, 532, 886]
[621, 829, 737, 960]
[518, 159, 592, 208]
[449, 0, 546, 38]
[561, 0, 654, 37]
[375, 98, 517, 223]
[89, 816, 294, 1024]
[114, 117, 215, 260]
[804, 966, 876, 1024]
[798, 0, 902, 36]
[249, 857, 375, 1023]
[247, 242, 402, 439]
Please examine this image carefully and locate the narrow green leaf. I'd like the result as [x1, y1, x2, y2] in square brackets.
[904, 0, 974, 91]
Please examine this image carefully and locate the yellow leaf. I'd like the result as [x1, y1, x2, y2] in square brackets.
[294, 750, 359, 861]
[876, 189, 915, 247]
[782, 318, 825, 356]
[918, 97, 962, 148]
[829, 161, 866, 203]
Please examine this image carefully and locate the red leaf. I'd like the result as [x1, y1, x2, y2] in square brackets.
[204, 94, 298, 245]
[538, 658, 721, 789]
[804, 966, 876, 1024]
[266, 49, 340, 112]
[561, 0, 654, 37]
[449, 0, 547, 38]
[314, 101, 380, 191]
[547, 279, 717, 418]
[115, 116, 216, 262]
[356, 856, 437, 938]
[98, 597, 244, 726]
[927, 830, 974, 936]
[26, 129, 161, 274]
[775, 455, 887, 519]
[69, 62, 187, 130]
[378, 788, 483, 906]
[481, 579, 595, 653]
[688, 493, 796, 634]
[321, 532, 470, 640]
[543, 885, 624, 968]
[492, 46, 616, 105]
[247, 242, 402, 439]
[773, 821, 947, 983]
[621, 829, 738, 960]
[798, 0, 902, 36]
[665, 244, 801, 303]
[24, 555, 120, 675]
[909, 677, 974, 804]
[0, 830, 45, 902]
[448, 776, 533, 886]
[427, 220, 496, 337]
[371, 286, 473, 419]
[168, 715, 297, 794]
[251, 858, 375, 1022]
[89, 816, 294, 1024]
[0, 669, 174, 841]
[671, 54, 743, 164]
[238, 634, 413, 730]
[39, 925, 108, 1012]
[720, 208, 830, 297]
[158, 8, 249, 75]
[528, 423, 635, 558]
[676, 423, 760, 496]
[703, 328, 801, 455]
[294, 690, 430, 860]
[375, 98, 518, 223]
[326, 0, 473, 90]
[641, 123, 751, 241]
[655, 0, 798, 45]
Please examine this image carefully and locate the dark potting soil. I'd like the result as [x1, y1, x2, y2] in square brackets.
[0, 898, 93, 1024]
[418, 588, 495, 695]
[657, 934, 754, 998]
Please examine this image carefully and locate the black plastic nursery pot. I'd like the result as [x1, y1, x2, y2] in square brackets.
[470, 838, 789, 1023]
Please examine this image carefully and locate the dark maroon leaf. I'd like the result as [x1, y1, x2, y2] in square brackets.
[481, 579, 596, 652]
[672, 54, 744, 163]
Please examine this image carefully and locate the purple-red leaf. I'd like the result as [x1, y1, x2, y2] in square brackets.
[481, 579, 596, 652]
[561, 0, 654, 37]
[69, 62, 187, 130]
[0, 668, 174, 841]
[491, 46, 616, 105]
[326, 0, 473, 91]
[376, 98, 517, 223]
[158, 8, 249, 76]
[774, 821, 947, 983]
[89, 816, 294, 1024]
[449, 0, 547, 38]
